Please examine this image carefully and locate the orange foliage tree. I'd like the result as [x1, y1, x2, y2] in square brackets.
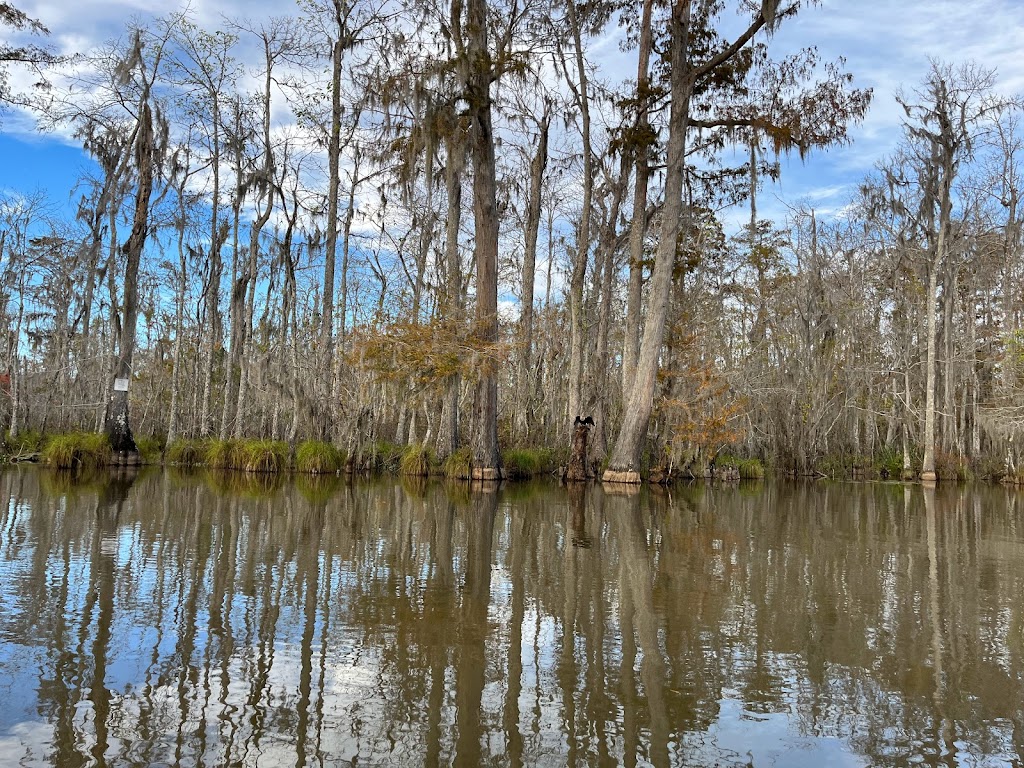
[351, 316, 511, 392]
[658, 338, 746, 474]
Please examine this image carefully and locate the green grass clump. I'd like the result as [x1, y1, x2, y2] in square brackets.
[502, 447, 556, 479]
[295, 440, 344, 474]
[400, 443, 434, 476]
[41, 432, 111, 470]
[373, 441, 404, 472]
[41, 434, 77, 469]
[735, 457, 764, 479]
[237, 439, 289, 473]
[77, 433, 111, 469]
[716, 453, 765, 480]
[135, 435, 164, 464]
[205, 439, 240, 469]
[166, 438, 207, 466]
[443, 447, 472, 479]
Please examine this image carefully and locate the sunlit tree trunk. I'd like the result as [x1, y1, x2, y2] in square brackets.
[622, 0, 654, 398]
[604, 1, 693, 482]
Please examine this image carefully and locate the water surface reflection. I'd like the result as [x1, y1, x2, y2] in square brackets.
[1, 469, 1023, 766]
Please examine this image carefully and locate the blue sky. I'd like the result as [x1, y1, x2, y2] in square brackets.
[3, 0, 1024, 232]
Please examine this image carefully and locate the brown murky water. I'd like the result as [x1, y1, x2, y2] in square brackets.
[1, 467, 1023, 766]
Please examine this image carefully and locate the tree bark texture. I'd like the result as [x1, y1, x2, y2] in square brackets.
[564, 423, 591, 482]
[466, 0, 501, 477]
[564, 0, 594, 429]
[622, 0, 654, 397]
[514, 103, 549, 443]
[604, 1, 692, 482]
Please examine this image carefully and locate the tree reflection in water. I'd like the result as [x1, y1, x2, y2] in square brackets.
[1, 468, 1023, 766]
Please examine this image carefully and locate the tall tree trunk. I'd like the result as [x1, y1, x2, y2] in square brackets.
[322, 21, 346, 436]
[941, 267, 956, 452]
[339, 147, 360, 352]
[106, 101, 156, 461]
[466, 0, 501, 478]
[514, 103, 549, 443]
[592, 153, 631, 461]
[235, 44, 276, 439]
[604, 1, 692, 483]
[199, 98, 223, 437]
[922, 261, 940, 481]
[970, 306, 980, 457]
[922, 157, 952, 480]
[621, 0, 654, 396]
[564, 0, 594, 428]
[166, 214, 188, 445]
[220, 98, 246, 439]
[333, 146, 360, 443]
[435, 135, 464, 462]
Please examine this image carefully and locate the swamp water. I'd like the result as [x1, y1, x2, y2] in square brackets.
[0, 466, 1023, 766]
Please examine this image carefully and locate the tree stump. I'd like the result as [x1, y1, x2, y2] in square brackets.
[563, 421, 591, 482]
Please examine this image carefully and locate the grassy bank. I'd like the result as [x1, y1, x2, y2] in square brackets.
[41, 432, 112, 470]
[12, 430, 1018, 485]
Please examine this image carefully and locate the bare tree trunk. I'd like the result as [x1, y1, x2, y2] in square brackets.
[321, 14, 347, 436]
[922, 234, 946, 481]
[622, 0, 654, 397]
[8, 275, 24, 437]
[941, 268, 956, 452]
[166, 215, 188, 445]
[435, 135, 464, 462]
[97, 210, 119, 433]
[514, 104, 549, 443]
[281, 187, 302, 445]
[220, 98, 246, 439]
[106, 100, 157, 462]
[199, 97, 224, 438]
[466, 0, 501, 478]
[604, 1, 692, 483]
[970, 306, 980, 456]
[234, 41, 277, 439]
[564, 0, 594, 429]
[333, 146, 360, 443]
[591, 153, 631, 461]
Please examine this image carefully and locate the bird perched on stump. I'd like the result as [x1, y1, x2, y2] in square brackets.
[574, 415, 595, 428]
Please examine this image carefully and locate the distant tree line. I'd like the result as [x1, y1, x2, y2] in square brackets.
[2, 0, 1020, 481]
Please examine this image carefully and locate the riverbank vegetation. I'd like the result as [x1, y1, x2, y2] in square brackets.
[14, 427, 1020, 484]
[0, 2, 1021, 483]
